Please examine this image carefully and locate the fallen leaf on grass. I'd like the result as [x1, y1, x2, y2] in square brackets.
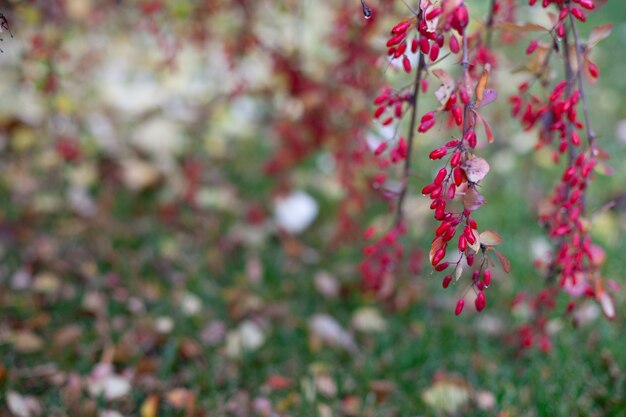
[314, 270, 340, 298]
[265, 374, 293, 391]
[309, 314, 356, 352]
[226, 320, 266, 358]
[140, 395, 159, 417]
[422, 374, 471, 414]
[166, 388, 196, 410]
[9, 331, 44, 353]
[7, 391, 42, 417]
[87, 363, 131, 401]
[369, 380, 395, 403]
[352, 307, 386, 333]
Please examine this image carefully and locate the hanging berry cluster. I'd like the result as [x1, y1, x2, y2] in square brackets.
[509, 0, 615, 351]
[362, 0, 510, 311]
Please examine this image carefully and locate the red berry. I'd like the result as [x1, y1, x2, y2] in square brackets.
[449, 35, 460, 54]
[455, 299, 465, 315]
[475, 291, 486, 312]
[434, 167, 447, 185]
[429, 43, 440, 61]
[579, 0, 595, 10]
[526, 40, 539, 55]
[419, 37, 430, 54]
[458, 234, 467, 252]
[453, 167, 464, 186]
[588, 61, 599, 78]
[571, 7, 586, 22]
[391, 21, 411, 35]
[402, 55, 412, 73]
[374, 142, 387, 156]
[429, 147, 447, 160]
[435, 262, 449, 271]
[483, 269, 492, 287]
[450, 151, 461, 167]
[432, 247, 446, 266]
[426, 7, 442, 20]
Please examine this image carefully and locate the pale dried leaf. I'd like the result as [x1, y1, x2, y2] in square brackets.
[432, 69, 456, 108]
[473, 110, 495, 143]
[588, 24, 612, 49]
[422, 380, 470, 414]
[454, 263, 464, 282]
[479, 230, 503, 246]
[10, 331, 44, 353]
[462, 187, 486, 212]
[494, 249, 511, 273]
[597, 289, 615, 320]
[461, 157, 490, 183]
[594, 161, 614, 176]
[87, 368, 131, 401]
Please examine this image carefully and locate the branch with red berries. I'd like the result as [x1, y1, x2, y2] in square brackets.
[362, 1, 509, 312]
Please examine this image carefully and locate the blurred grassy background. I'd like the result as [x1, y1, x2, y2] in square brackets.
[0, 1, 625, 416]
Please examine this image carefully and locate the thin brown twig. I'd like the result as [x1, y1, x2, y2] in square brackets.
[568, 11, 596, 148]
[395, 16, 426, 227]
[561, 21, 576, 165]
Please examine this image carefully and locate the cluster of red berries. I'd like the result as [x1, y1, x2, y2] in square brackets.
[384, 0, 470, 73]
[511, 82, 585, 161]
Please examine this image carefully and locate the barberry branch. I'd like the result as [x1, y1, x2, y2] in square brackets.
[568, 10, 596, 148]
[395, 44, 426, 226]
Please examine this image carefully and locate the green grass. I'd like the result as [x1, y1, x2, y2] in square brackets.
[2, 2, 626, 416]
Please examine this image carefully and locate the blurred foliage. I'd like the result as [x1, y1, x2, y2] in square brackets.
[0, 1, 625, 416]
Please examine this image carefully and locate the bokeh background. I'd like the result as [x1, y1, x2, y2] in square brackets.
[0, 1, 625, 416]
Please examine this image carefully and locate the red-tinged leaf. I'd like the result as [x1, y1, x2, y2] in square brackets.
[493, 249, 511, 273]
[473, 110, 494, 143]
[546, 12, 558, 27]
[432, 69, 455, 108]
[594, 161, 614, 176]
[479, 89, 497, 108]
[462, 187, 486, 212]
[479, 230, 503, 246]
[588, 23, 612, 49]
[461, 156, 490, 183]
[474, 65, 490, 106]
[495, 22, 549, 33]
[266, 375, 293, 390]
[429, 236, 445, 265]
[592, 146, 611, 160]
